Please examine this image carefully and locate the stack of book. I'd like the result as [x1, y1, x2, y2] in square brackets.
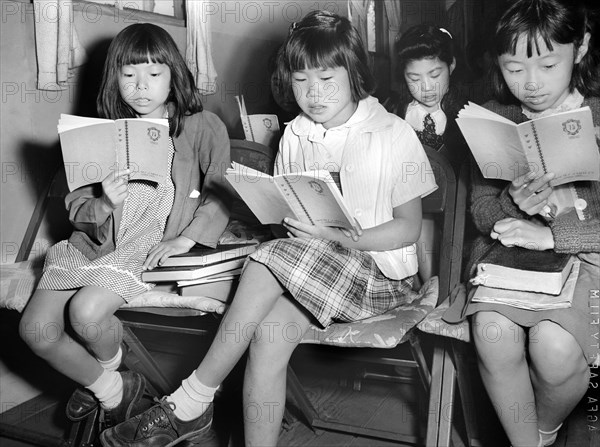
[469, 244, 580, 311]
[141, 243, 258, 302]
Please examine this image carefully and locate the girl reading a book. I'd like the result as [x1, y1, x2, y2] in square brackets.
[390, 24, 469, 172]
[19, 23, 231, 429]
[101, 10, 437, 446]
[445, 1, 600, 446]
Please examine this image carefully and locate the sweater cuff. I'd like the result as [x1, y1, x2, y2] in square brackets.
[549, 209, 600, 253]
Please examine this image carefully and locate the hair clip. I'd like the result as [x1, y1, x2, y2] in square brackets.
[439, 28, 452, 39]
[291, 22, 298, 32]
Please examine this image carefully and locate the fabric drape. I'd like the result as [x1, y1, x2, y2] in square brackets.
[185, 0, 217, 94]
[33, 0, 86, 91]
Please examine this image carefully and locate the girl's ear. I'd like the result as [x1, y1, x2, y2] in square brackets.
[575, 32, 591, 64]
[449, 57, 457, 75]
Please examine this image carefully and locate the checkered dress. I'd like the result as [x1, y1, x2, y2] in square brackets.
[38, 141, 175, 302]
[248, 238, 414, 328]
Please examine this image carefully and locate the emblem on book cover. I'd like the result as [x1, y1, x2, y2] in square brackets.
[308, 180, 324, 194]
[562, 119, 581, 136]
[147, 127, 161, 142]
[262, 118, 274, 131]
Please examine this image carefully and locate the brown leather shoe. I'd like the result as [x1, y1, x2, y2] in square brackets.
[100, 370, 147, 429]
[100, 398, 213, 447]
[66, 387, 99, 421]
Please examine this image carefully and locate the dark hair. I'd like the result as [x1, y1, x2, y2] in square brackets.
[97, 23, 203, 137]
[394, 24, 463, 119]
[271, 10, 376, 113]
[490, 0, 599, 102]
[395, 24, 457, 75]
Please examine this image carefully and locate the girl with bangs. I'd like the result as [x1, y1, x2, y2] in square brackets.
[20, 23, 231, 430]
[101, 10, 436, 447]
[444, 1, 600, 446]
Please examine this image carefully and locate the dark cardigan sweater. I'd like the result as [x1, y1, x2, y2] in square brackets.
[464, 96, 600, 281]
[66, 109, 231, 260]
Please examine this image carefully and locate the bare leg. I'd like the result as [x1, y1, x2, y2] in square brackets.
[472, 311, 540, 447]
[193, 260, 287, 387]
[68, 285, 125, 361]
[20, 289, 104, 385]
[243, 296, 311, 446]
[528, 321, 589, 433]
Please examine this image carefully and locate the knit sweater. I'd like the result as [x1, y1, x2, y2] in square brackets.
[464, 96, 600, 280]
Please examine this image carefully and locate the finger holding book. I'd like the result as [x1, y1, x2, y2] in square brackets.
[100, 168, 130, 210]
[282, 217, 362, 242]
[508, 171, 555, 216]
[142, 235, 196, 270]
[491, 217, 554, 251]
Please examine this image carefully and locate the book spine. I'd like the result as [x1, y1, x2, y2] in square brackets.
[124, 120, 130, 170]
[281, 176, 314, 225]
[530, 120, 547, 175]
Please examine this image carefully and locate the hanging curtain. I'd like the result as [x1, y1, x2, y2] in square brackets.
[185, 0, 217, 95]
[347, 0, 370, 48]
[33, 0, 86, 91]
[383, 0, 402, 43]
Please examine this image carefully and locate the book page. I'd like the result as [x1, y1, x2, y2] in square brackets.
[58, 120, 118, 191]
[225, 164, 297, 224]
[116, 119, 170, 184]
[457, 117, 529, 181]
[516, 107, 600, 186]
[274, 171, 356, 229]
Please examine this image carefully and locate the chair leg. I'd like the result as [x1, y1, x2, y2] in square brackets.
[452, 340, 483, 447]
[408, 333, 431, 392]
[285, 364, 320, 430]
[122, 325, 174, 396]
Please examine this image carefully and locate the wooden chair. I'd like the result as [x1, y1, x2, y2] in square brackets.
[115, 138, 276, 396]
[0, 139, 275, 446]
[284, 145, 461, 445]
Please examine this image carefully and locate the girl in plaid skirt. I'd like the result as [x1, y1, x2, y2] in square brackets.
[101, 11, 437, 447]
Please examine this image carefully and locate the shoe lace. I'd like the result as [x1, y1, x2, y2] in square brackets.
[136, 398, 178, 436]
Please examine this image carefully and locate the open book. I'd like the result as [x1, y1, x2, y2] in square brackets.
[456, 103, 600, 186]
[58, 114, 170, 191]
[225, 162, 359, 231]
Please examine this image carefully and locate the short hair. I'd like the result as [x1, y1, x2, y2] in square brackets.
[97, 23, 203, 137]
[490, 0, 599, 102]
[395, 24, 457, 77]
[271, 10, 376, 113]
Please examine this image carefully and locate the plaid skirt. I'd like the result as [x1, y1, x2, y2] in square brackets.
[248, 238, 414, 327]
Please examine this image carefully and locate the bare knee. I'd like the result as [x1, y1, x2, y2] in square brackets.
[19, 309, 66, 357]
[68, 289, 117, 341]
[529, 322, 589, 385]
[472, 312, 526, 368]
[248, 323, 303, 373]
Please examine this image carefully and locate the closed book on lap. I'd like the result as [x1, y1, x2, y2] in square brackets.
[471, 259, 580, 311]
[470, 244, 576, 295]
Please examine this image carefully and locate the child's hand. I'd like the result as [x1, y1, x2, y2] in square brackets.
[143, 235, 196, 270]
[508, 171, 555, 216]
[101, 169, 130, 210]
[490, 217, 554, 250]
[282, 217, 362, 242]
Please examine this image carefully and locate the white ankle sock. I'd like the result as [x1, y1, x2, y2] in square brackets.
[167, 372, 218, 421]
[98, 346, 122, 372]
[539, 423, 562, 446]
[86, 370, 123, 410]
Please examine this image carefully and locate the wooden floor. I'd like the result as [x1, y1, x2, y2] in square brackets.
[0, 309, 597, 446]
